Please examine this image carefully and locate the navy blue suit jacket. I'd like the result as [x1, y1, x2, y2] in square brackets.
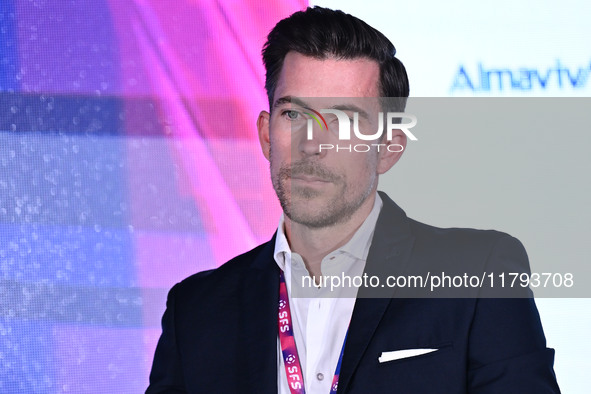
[147, 192, 560, 393]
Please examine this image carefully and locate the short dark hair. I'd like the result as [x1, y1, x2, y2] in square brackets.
[262, 6, 409, 110]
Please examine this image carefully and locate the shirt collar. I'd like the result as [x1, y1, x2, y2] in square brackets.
[273, 193, 383, 271]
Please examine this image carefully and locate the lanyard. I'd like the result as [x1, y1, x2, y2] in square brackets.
[278, 270, 347, 394]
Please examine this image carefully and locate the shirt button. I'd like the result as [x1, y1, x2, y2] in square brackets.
[316, 373, 324, 381]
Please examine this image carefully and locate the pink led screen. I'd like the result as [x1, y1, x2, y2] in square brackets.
[0, 0, 306, 392]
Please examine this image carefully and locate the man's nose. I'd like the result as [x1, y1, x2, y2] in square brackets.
[295, 121, 329, 158]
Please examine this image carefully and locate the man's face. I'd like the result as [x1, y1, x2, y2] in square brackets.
[258, 52, 402, 228]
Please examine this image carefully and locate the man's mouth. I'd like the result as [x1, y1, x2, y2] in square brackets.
[291, 174, 331, 183]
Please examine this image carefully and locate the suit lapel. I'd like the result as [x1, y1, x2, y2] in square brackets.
[240, 237, 280, 394]
[337, 192, 416, 393]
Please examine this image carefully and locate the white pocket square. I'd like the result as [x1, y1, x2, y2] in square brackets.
[378, 348, 438, 363]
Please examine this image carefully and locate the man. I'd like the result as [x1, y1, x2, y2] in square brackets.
[147, 7, 560, 393]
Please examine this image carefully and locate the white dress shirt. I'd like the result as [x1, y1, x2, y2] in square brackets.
[274, 194, 383, 394]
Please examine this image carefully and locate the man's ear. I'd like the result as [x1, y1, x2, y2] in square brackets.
[377, 130, 407, 174]
[257, 110, 271, 161]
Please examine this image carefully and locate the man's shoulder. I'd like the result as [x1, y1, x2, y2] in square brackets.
[408, 217, 523, 250]
[171, 237, 275, 298]
[376, 193, 530, 293]
[378, 191, 525, 253]
[404, 218, 531, 291]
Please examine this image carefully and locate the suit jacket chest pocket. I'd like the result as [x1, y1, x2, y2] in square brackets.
[348, 343, 466, 394]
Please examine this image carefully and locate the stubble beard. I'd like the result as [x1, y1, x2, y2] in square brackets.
[270, 147, 377, 229]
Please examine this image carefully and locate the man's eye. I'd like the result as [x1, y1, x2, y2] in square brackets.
[282, 110, 301, 120]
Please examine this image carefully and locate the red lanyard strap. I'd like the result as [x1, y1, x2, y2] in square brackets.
[278, 270, 347, 394]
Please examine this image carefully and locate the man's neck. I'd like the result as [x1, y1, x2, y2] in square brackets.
[284, 192, 377, 279]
